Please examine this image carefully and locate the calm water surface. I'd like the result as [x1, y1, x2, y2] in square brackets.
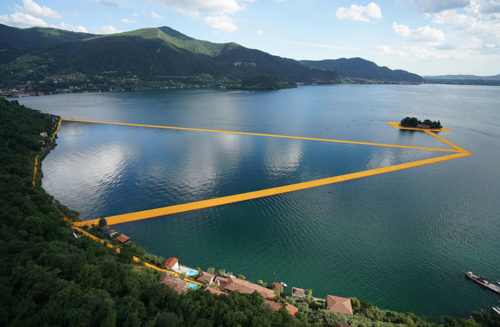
[19, 84, 500, 316]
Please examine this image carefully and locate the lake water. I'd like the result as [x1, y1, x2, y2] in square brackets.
[19, 84, 500, 317]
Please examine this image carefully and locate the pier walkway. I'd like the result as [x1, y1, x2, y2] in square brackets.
[62, 119, 471, 227]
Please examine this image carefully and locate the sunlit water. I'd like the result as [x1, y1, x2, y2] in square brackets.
[19, 84, 500, 316]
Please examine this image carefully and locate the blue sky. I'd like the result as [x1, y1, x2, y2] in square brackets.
[1, 0, 499, 75]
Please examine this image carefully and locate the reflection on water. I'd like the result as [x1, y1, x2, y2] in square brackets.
[264, 139, 304, 178]
[43, 122, 443, 220]
[32, 84, 500, 316]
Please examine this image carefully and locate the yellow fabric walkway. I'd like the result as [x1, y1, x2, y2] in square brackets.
[67, 120, 471, 227]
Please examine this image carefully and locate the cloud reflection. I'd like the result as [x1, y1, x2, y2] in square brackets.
[42, 142, 130, 218]
[264, 139, 304, 178]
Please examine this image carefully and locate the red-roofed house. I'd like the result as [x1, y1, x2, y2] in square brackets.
[326, 295, 353, 316]
[265, 300, 299, 316]
[204, 287, 226, 296]
[196, 271, 215, 285]
[291, 287, 308, 301]
[285, 304, 299, 316]
[219, 276, 275, 299]
[162, 257, 179, 270]
[158, 272, 188, 295]
[116, 234, 130, 243]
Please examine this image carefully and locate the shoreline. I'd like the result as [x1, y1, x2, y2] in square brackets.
[34, 113, 476, 320]
[1, 80, 426, 98]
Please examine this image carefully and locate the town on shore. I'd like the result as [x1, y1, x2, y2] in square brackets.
[96, 224, 354, 319]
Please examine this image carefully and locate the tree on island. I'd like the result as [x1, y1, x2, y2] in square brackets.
[400, 117, 442, 129]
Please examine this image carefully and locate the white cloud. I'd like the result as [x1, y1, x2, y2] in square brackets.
[20, 0, 61, 19]
[150, 11, 163, 19]
[204, 14, 237, 32]
[150, 0, 244, 15]
[132, 13, 139, 17]
[94, 25, 121, 34]
[60, 21, 88, 33]
[431, 9, 476, 28]
[151, 0, 251, 31]
[256, 29, 264, 35]
[376, 45, 406, 56]
[486, 43, 496, 47]
[336, 2, 382, 22]
[121, 18, 137, 24]
[393, 22, 445, 43]
[0, 0, 62, 27]
[429, 8, 500, 49]
[0, 11, 47, 27]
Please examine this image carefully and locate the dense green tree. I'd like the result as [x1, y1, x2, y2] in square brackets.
[350, 297, 361, 314]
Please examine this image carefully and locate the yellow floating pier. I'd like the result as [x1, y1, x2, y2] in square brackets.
[63, 119, 457, 153]
[76, 151, 468, 227]
[387, 121, 452, 133]
[65, 119, 471, 227]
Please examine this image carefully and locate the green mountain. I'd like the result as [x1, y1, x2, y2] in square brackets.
[301, 58, 423, 83]
[0, 24, 422, 95]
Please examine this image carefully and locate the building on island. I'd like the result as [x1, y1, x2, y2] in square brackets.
[158, 272, 188, 295]
[417, 123, 431, 129]
[326, 294, 353, 316]
[162, 257, 179, 271]
[291, 287, 308, 301]
[116, 234, 130, 244]
[219, 276, 275, 299]
[196, 271, 215, 285]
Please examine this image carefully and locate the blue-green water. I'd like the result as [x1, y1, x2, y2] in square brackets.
[19, 84, 500, 316]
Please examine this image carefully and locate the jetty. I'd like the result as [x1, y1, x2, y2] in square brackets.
[69, 119, 471, 227]
[466, 271, 500, 295]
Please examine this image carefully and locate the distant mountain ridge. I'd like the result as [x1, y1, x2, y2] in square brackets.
[424, 74, 500, 86]
[0, 24, 422, 95]
[301, 58, 423, 83]
[425, 74, 500, 80]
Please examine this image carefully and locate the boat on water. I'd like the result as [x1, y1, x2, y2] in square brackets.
[492, 306, 500, 315]
[466, 271, 500, 295]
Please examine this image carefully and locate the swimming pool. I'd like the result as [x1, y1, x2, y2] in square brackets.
[186, 269, 198, 277]
[187, 283, 199, 290]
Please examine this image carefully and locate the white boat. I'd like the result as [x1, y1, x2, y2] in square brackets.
[492, 306, 500, 315]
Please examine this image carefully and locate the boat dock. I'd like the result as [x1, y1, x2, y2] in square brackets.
[466, 271, 500, 295]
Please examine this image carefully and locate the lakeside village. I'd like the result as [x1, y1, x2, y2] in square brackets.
[89, 223, 355, 320]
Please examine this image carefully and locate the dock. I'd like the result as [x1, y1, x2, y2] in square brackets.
[68, 119, 472, 227]
[466, 271, 500, 295]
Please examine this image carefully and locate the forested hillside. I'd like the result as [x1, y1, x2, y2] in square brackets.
[301, 58, 423, 83]
[1, 98, 499, 326]
[0, 24, 425, 95]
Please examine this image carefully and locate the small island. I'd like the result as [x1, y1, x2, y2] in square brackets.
[400, 117, 442, 129]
